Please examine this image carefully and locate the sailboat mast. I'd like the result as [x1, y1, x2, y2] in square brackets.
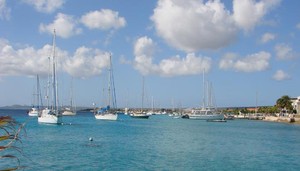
[141, 76, 145, 111]
[109, 53, 117, 109]
[36, 75, 40, 109]
[255, 91, 258, 114]
[52, 29, 58, 112]
[202, 70, 205, 109]
[152, 96, 154, 112]
[208, 82, 212, 109]
[34, 75, 39, 109]
[107, 54, 112, 107]
[37, 75, 43, 108]
[46, 55, 50, 108]
[70, 77, 73, 108]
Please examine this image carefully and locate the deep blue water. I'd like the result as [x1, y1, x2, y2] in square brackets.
[1, 109, 300, 171]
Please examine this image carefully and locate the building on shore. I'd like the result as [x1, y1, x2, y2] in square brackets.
[291, 96, 300, 114]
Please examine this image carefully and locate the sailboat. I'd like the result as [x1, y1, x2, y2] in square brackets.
[146, 96, 154, 116]
[38, 29, 62, 124]
[130, 76, 150, 119]
[94, 54, 118, 121]
[188, 71, 224, 120]
[62, 78, 76, 116]
[28, 75, 42, 116]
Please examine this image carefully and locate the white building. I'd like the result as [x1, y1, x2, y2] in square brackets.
[291, 96, 300, 114]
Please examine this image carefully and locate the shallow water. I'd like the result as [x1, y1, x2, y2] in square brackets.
[1, 109, 300, 170]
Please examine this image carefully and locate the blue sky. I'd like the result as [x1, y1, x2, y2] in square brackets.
[0, 0, 299, 108]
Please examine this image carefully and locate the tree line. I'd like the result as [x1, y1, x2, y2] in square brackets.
[223, 95, 297, 115]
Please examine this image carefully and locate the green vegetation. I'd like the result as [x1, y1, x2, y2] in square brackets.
[222, 95, 297, 115]
[276, 95, 293, 113]
[0, 116, 25, 170]
[257, 106, 279, 114]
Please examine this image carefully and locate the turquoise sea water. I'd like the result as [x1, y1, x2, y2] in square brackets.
[1, 109, 300, 171]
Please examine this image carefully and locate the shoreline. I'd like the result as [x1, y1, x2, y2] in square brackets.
[263, 116, 300, 125]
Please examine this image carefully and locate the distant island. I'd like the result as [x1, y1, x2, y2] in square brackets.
[0, 105, 29, 110]
[0, 105, 93, 112]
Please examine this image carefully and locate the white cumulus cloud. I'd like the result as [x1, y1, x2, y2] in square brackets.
[272, 70, 291, 81]
[63, 47, 110, 79]
[219, 53, 238, 70]
[151, 0, 237, 52]
[133, 36, 158, 75]
[134, 36, 155, 57]
[151, 0, 281, 52]
[0, 38, 110, 79]
[158, 54, 212, 76]
[23, 0, 65, 13]
[274, 43, 294, 60]
[81, 9, 126, 30]
[0, 0, 10, 20]
[233, 0, 281, 31]
[260, 32, 276, 43]
[0, 38, 67, 77]
[133, 36, 211, 77]
[219, 51, 271, 72]
[39, 13, 82, 38]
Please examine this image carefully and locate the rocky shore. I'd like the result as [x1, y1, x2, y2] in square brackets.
[263, 115, 300, 124]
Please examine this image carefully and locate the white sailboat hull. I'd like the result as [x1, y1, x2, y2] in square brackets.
[38, 115, 61, 124]
[38, 109, 62, 124]
[62, 108, 76, 116]
[28, 108, 39, 116]
[130, 112, 150, 119]
[28, 112, 38, 117]
[62, 111, 76, 116]
[95, 113, 118, 121]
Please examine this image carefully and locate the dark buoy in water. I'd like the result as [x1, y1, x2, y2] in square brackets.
[89, 137, 93, 141]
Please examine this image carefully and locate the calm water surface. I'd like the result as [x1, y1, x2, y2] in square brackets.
[1, 109, 300, 170]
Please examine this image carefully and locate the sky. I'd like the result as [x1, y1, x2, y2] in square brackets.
[0, 0, 299, 109]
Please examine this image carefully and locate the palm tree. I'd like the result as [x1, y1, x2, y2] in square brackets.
[0, 116, 25, 170]
[276, 95, 293, 113]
